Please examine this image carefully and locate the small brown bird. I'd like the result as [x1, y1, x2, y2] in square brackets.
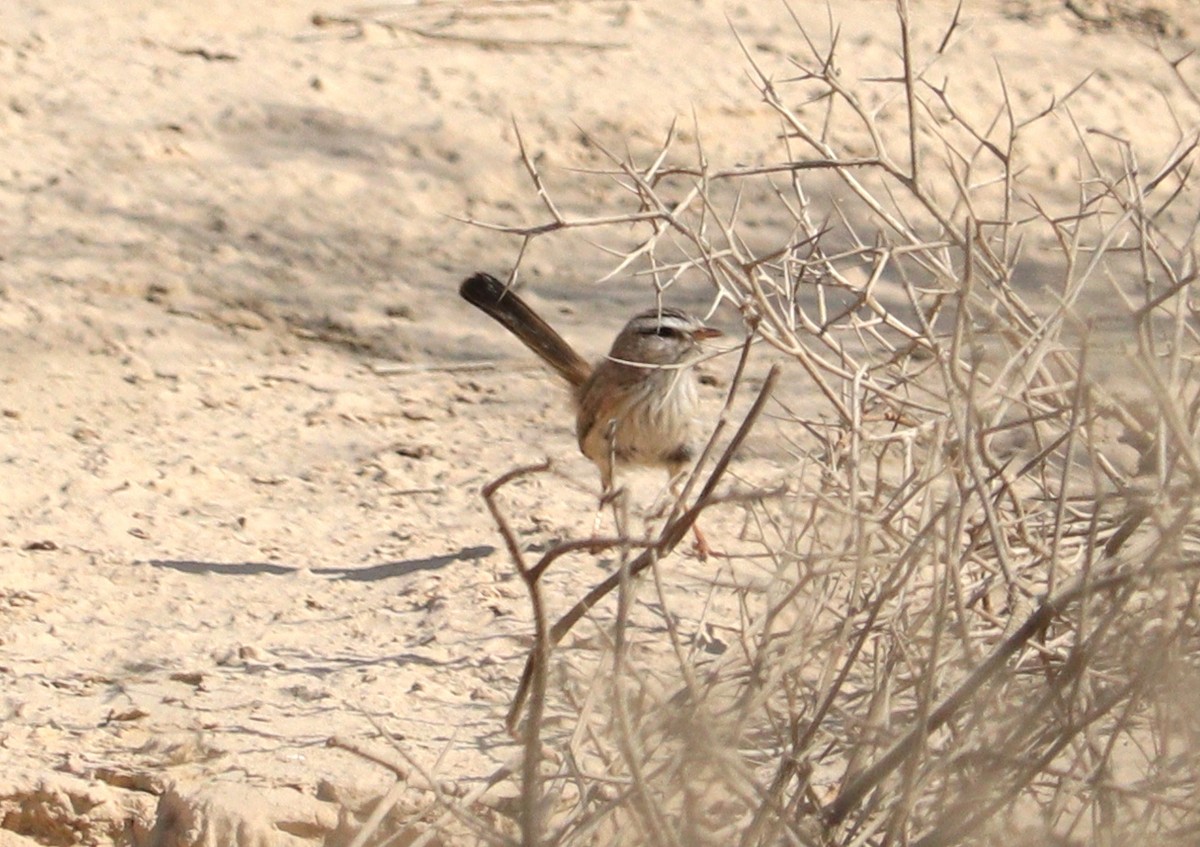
[460, 272, 721, 526]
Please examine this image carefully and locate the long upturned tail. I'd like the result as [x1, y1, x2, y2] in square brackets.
[460, 272, 592, 388]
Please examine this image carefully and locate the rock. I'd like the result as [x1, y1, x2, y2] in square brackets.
[0, 830, 43, 847]
[0, 768, 156, 846]
[147, 781, 338, 847]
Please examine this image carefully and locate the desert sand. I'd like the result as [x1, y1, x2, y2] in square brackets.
[2, 0, 1198, 844]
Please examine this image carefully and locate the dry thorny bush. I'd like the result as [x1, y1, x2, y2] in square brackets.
[354, 2, 1200, 845]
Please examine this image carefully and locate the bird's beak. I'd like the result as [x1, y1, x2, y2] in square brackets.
[691, 326, 723, 341]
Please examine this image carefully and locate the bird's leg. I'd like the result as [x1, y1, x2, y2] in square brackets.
[590, 421, 629, 548]
[690, 523, 712, 561]
[666, 468, 712, 561]
[594, 484, 627, 537]
[607, 486, 630, 550]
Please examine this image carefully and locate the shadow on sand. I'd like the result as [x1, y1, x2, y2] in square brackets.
[145, 544, 494, 582]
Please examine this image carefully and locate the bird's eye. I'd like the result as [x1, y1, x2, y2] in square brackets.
[641, 325, 682, 338]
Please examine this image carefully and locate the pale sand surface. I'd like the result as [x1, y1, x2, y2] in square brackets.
[2, 0, 1198, 843]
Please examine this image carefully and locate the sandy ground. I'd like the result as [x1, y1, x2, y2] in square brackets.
[2, 0, 1199, 844]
